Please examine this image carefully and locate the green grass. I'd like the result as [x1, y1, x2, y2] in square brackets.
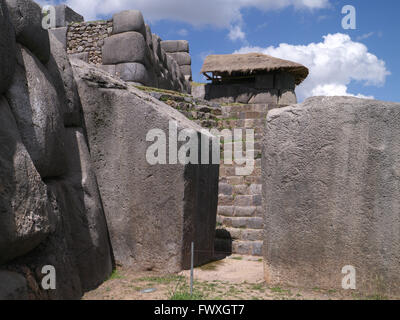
[136, 275, 185, 285]
[109, 269, 124, 280]
[231, 256, 243, 261]
[198, 260, 225, 271]
[170, 290, 205, 300]
[191, 82, 206, 87]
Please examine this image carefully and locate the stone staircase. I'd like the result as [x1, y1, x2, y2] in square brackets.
[215, 103, 273, 256]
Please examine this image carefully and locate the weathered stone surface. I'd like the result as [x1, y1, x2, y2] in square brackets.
[98, 64, 117, 76]
[115, 62, 149, 85]
[4, 124, 113, 301]
[0, 96, 54, 265]
[0, 271, 28, 300]
[248, 90, 278, 104]
[263, 96, 400, 296]
[0, 0, 16, 94]
[278, 89, 297, 105]
[152, 33, 162, 61]
[112, 10, 146, 37]
[5, 0, 50, 63]
[71, 59, 219, 272]
[102, 32, 147, 65]
[5, 45, 67, 178]
[69, 52, 89, 63]
[161, 40, 189, 53]
[47, 32, 82, 126]
[168, 52, 191, 66]
[47, 128, 113, 292]
[145, 24, 153, 48]
[55, 4, 84, 28]
[48, 27, 67, 49]
[180, 65, 192, 76]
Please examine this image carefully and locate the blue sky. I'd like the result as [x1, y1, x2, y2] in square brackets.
[41, 0, 399, 102]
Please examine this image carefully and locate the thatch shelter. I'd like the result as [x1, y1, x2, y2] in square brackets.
[201, 53, 309, 85]
[193, 53, 309, 106]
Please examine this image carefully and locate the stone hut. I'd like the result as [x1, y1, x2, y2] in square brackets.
[194, 52, 308, 106]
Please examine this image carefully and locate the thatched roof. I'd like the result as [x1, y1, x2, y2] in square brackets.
[201, 53, 309, 85]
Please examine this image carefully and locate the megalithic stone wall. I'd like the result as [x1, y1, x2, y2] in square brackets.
[263, 96, 400, 297]
[62, 8, 192, 93]
[161, 40, 193, 81]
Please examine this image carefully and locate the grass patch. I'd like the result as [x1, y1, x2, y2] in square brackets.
[198, 260, 225, 271]
[170, 290, 205, 300]
[137, 275, 185, 285]
[231, 256, 243, 261]
[191, 82, 206, 87]
[109, 269, 124, 280]
[134, 85, 190, 97]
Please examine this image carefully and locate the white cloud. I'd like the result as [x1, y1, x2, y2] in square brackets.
[236, 33, 390, 101]
[177, 28, 188, 37]
[356, 32, 374, 41]
[49, 0, 330, 27]
[228, 25, 246, 42]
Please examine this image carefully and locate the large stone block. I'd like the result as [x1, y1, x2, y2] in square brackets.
[5, 45, 67, 178]
[0, 271, 28, 300]
[47, 31, 82, 126]
[47, 128, 113, 292]
[168, 52, 191, 66]
[145, 24, 153, 49]
[263, 96, 400, 297]
[54, 4, 84, 28]
[102, 32, 147, 65]
[0, 0, 16, 94]
[278, 89, 297, 105]
[48, 27, 67, 49]
[112, 10, 146, 37]
[115, 62, 149, 86]
[5, 0, 50, 63]
[248, 90, 278, 104]
[0, 96, 54, 265]
[71, 60, 219, 272]
[161, 40, 189, 53]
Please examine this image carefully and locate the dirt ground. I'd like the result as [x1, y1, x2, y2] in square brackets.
[83, 255, 393, 300]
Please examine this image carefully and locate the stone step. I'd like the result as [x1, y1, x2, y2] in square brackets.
[232, 240, 263, 256]
[218, 205, 262, 218]
[219, 183, 262, 196]
[217, 216, 264, 230]
[216, 227, 264, 242]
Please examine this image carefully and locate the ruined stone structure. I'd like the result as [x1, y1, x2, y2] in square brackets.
[51, 9, 193, 93]
[194, 53, 309, 256]
[0, 1, 218, 299]
[67, 20, 113, 65]
[263, 96, 400, 297]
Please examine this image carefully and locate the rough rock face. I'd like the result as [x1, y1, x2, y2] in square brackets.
[1, 11, 113, 299]
[263, 96, 400, 297]
[0, 271, 28, 300]
[5, 45, 67, 178]
[112, 10, 146, 37]
[47, 32, 82, 126]
[71, 59, 219, 272]
[5, 0, 50, 63]
[0, 96, 54, 265]
[102, 31, 147, 65]
[0, 0, 16, 94]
